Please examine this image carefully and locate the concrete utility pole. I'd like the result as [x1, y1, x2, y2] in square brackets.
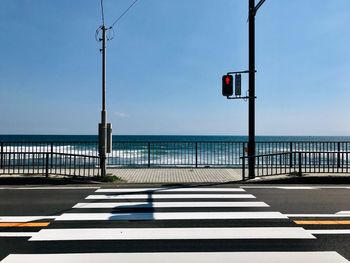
[248, 0, 265, 179]
[99, 25, 107, 177]
[97, 0, 138, 177]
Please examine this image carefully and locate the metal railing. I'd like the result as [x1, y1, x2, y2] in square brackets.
[108, 141, 246, 167]
[241, 151, 350, 180]
[2, 141, 350, 174]
[0, 151, 100, 177]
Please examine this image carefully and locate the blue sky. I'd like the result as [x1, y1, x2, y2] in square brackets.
[0, 0, 350, 135]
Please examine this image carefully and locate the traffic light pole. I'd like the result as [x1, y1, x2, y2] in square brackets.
[99, 25, 107, 177]
[247, 0, 265, 179]
[248, 0, 256, 179]
[223, 0, 264, 180]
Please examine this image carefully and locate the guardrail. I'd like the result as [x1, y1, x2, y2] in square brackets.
[108, 141, 246, 167]
[0, 141, 247, 168]
[0, 151, 100, 177]
[241, 151, 350, 180]
[1, 141, 350, 171]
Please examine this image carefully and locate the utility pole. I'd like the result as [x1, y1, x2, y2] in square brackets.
[248, 0, 256, 179]
[248, 0, 265, 179]
[97, 0, 138, 177]
[99, 25, 107, 177]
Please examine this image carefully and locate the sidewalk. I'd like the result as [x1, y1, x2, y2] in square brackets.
[108, 168, 243, 183]
[1, 169, 350, 185]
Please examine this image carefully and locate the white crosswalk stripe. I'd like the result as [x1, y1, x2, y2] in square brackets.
[30, 227, 315, 241]
[73, 201, 269, 208]
[2, 252, 349, 263]
[1, 187, 349, 263]
[55, 211, 288, 221]
[85, 193, 256, 199]
[95, 187, 246, 193]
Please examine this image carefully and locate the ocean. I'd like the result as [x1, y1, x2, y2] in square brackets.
[1, 135, 350, 142]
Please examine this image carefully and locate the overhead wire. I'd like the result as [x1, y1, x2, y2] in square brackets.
[97, 0, 139, 42]
[110, 0, 139, 29]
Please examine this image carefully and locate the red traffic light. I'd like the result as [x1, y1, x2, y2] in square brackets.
[222, 74, 233, 96]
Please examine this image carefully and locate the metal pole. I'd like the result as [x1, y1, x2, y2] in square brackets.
[248, 0, 256, 179]
[45, 153, 49, 178]
[289, 142, 293, 168]
[99, 26, 107, 177]
[242, 143, 246, 180]
[195, 142, 198, 168]
[337, 142, 341, 168]
[148, 142, 151, 168]
[298, 152, 302, 176]
[50, 142, 53, 172]
[0, 142, 3, 169]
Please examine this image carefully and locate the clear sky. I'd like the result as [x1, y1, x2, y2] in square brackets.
[1, 0, 350, 136]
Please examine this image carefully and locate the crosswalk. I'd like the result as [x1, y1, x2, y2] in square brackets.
[1, 187, 349, 262]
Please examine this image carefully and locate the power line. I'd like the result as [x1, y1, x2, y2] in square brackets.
[110, 0, 139, 28]
[100, 0, 105, 26]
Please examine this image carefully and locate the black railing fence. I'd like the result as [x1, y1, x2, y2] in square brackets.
[108, 141, 246, 167]
[1, 141, 350, 177]
[241, 151, 350, 180]
[0, 151, 100, 177]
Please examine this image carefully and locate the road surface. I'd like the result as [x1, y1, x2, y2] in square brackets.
[0, 184, 349, 262]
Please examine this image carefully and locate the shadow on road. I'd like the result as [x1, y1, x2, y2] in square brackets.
[109, 190, 155, 221]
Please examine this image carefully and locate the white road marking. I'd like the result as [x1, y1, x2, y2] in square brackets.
[307, 229, 350, 235]
[286, 214, 350, 218]
[86, 194, 255, 199]
[96, 188, 245, 193]
[30, 227, 315, 241]
[55, 211, 288, 221]
[0, 187, 100, 190]
[277, 186, 315, 190]
[309, 186, 350, 189]
[0, 216, 57, 222]
[73, 201, 269, 209]
[0, 232, 35, 237]
[336, 211, 350, 214]
[242, 186, 350, 189]
[2, 252, 349, 263]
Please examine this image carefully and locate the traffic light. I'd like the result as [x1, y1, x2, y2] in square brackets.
[222, 74, 233, 96]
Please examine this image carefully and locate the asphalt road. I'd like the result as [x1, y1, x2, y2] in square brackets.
[0, 184, 349, 262]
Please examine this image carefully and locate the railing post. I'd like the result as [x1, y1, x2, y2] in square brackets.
[195, 142, 198, 168]
[0, 142, 3, 169]
[45, 153, 49, 178]
[289, 142, 293, 168]
[242, 156, 246, 180]
[50, 142, 53, 171]
[298, 152, 302, 176]
[337, 142, 341, 168]
[73, 155, 76, 177]
[242, 143, 246, 180]
[147, 142, 151, 168]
